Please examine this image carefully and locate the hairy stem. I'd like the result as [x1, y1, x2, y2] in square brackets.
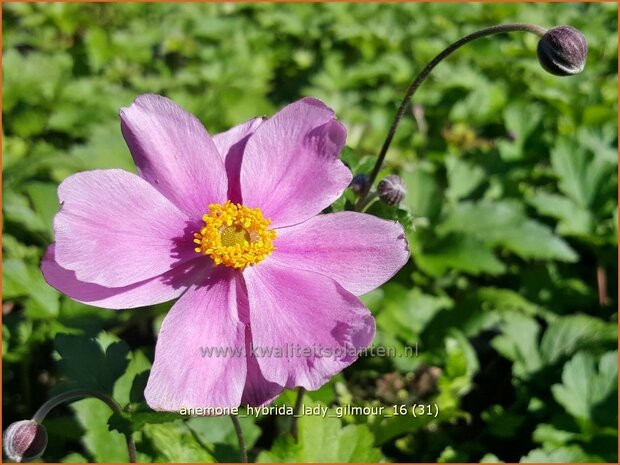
[356, 23, 547, 209]
[32, 389, 137, 463]
[230, 414, 248, 463]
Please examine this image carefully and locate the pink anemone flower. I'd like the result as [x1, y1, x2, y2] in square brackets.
[41, 94, 410, 411]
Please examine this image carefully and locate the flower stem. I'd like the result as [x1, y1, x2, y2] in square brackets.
[230, 414, 248, 463]
[356, 23, 548, 209]
[32, 389, 137, 463]
[291, 387, 305, 441]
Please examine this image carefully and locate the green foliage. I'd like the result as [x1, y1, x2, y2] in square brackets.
[258, 404, 382, 462]
[3, 2, 617, 463]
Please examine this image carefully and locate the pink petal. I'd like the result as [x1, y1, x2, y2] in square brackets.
[120, 94, 227, 218]
[145, 269, 247, 410]
[235, 288, 284, 407]
[53, 169, 195, 288]
[239, 98, 351, 227]
[41, 244, 209, 310]
[213, 117, 266, 203]
[272, 212, 409, 295]
[243, 262, 375, 390]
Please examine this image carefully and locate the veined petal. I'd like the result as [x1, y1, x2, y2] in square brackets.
[213, 117, 265, 203]
[41, 244, 209, 310]
[145, 269, 247, 411]
[53, 169, 194, 288]
[120, 94, 227, 218]
[272, 212, 410, 295]
[243, 262, 375, 391]
[235, 282, 284, 407]
[240, 98, 351, 228]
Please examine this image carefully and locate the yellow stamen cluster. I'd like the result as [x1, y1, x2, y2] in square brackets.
[194, 201, 276, 269]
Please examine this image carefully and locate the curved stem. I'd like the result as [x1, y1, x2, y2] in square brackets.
[32, 389, 137, 463]
[291, 387, 305, 441]
[230, 414, 248, 463]
[355, 23, 547, 209]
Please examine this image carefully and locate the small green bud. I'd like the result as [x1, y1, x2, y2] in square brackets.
[537, 26, 587, 76]
[3, 420, 48, 463]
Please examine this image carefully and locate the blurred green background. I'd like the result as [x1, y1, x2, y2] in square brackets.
[2, 2, 618, 463]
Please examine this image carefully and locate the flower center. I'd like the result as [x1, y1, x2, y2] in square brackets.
[193, 201, 276, 269]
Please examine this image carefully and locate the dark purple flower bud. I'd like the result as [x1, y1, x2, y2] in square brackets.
[378, 174, 406, 206]
[349, 173, 370, 195]
[537, 26, 587, 76]
[3, 420, 48, 462]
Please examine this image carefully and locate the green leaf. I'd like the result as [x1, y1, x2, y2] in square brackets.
[481, 405, 525, 438]
[376, 285, 452, 342]
[550, 139, 615, 210]
[257, 404, 382, 462]
[25, 182, 61, 236]
[443, 329, 479, 395]
[540, 314, 617, 364]
[365, 201, 415, 234]
[438, 200, 578, 262]
[491, 312, 542, 378]
[401, 163, 442, 221]
[54, 332, 130, 394]
[551, 351, 618, 425]
[71, 398, 130, 462]
[532, 424, 580, 448]
[496, 103, 542, 161]
[528, 191, 593, 238]
[187, 416, 261, 462]
[69, 122, 136, 172]
[2, 258, 60, 319]
[142, 421, 216, 462]
[3, 191, 49, 234]
[113, 349, 151, 407]
[520, 445, 595, 463]
[445, 156, 485, 201]
[415, 233, 506, 276]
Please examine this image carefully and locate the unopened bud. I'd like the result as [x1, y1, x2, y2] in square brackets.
[378, 175, 406, 206]
[537, 26, 587, 76]
[349, 173, 370, 195]
[3, 420, 48, 462]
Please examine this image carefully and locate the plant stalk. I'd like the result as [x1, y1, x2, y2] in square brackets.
[356, 23, 547, 209]
[32, 389, 137, 463]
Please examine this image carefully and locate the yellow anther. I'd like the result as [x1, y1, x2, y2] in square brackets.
[193, 201, 276, 269]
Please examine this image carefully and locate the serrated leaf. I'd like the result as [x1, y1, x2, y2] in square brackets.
[551, 351, 618, 425]
[143, 421, 216, 462]
[438, 200, 578, 262]
[113, 349, 151, 407]
[551, 139, 615, 210]
[54, 332, 129, 394]
[71, 398, 129, 462]
[491, 312, 542, 378]
[528, 191, 593, 237]
[257, 404, 382, 462]
[540, 314, 617, 364]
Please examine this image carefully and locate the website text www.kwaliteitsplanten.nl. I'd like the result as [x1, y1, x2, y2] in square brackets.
[198, 343, 418, 360]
